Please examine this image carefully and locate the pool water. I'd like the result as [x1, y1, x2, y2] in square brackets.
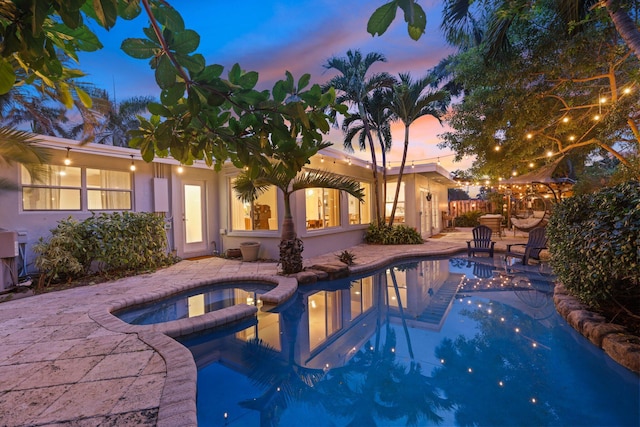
[180, 257, 639, 427]
[116, 282, 271, 325]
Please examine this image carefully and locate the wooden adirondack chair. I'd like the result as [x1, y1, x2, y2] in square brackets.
[467, 225, 495, 258]
[505, 227, 548, 265]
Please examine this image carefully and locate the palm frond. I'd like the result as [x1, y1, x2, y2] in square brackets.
[232, 170, 275, 203]
[292, 169, 364, 201]
[0, 127, 50, 189]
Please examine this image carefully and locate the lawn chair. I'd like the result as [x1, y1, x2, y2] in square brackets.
[467, 225, 495, 258]
[505, 227, 548, 265]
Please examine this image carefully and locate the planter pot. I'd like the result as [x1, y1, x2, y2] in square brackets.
[239, 241, 260, 262]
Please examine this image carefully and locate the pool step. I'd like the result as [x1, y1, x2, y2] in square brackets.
[417, 274, 464, 326]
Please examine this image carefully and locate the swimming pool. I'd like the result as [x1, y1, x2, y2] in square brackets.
[180, 257, 639, 426]
[116, 282, 271, 325]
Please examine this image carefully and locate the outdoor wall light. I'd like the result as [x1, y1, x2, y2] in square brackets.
[64, 147, 71, 166]
[129, 155, 136, 171]
[177, 165, 184, 174]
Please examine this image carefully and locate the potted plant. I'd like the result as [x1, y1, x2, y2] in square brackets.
[239, 241, 261, 262]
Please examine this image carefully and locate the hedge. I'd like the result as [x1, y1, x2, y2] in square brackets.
[546, 181, 639, 310]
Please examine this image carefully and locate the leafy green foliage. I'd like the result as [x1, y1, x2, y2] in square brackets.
[367, 0, 426, 40]
[336, 250, 357, 266]
[437, 4, 640, 180]
[365, 223, 424, 245]
[547, 181, 639, 311]
[34, 212, 178, 286]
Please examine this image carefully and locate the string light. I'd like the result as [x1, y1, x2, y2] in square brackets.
[347, 157, 351, 165]
[411, 161, 415, 169]
[64, 147, 71, 165]
[129, 155, 136, 171]
[320, 155, 324, 163]
[177, 165, 184, 174]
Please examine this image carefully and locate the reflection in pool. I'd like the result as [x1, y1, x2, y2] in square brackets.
[116, 283, 271, 325]
[180, 257, 639, 427]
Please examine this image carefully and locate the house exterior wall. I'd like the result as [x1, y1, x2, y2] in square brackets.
[1, 136, 455, 274]
[0, 141, 160, 273]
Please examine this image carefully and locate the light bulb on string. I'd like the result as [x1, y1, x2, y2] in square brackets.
[129, 155, 136, 171]
[64, 147, 72, 166]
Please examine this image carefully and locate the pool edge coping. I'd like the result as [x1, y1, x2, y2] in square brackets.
[89, 273, 298, 427]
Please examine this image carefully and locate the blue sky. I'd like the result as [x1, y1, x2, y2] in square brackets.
[77, 0, 472, 171]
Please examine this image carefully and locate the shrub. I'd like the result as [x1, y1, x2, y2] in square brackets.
[34, 212, 178, 286]
[454, 210, 484, 227]
[336, 250, 356, 265]
[546, 180, 639, 312]
[365, 223, 424, 245]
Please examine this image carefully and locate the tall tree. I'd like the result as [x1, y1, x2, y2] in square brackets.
[368, 1, 640, 61]
[342, 89, 394, 210]
[323, 50, 396, 224]
[386, 72, 449, 226]
[86, 89, 155, 146]
[434, 1, 640, 179]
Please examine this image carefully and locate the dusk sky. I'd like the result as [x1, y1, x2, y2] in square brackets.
[78, 0, 473, 172]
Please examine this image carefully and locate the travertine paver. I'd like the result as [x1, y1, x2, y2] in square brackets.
[0, 230, 536, 426]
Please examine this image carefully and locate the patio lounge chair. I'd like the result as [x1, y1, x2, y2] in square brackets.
[467, 225, 495, 258]
[505, 227, 548, 265]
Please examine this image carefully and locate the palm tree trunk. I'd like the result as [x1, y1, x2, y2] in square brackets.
[281, 191, 296, 241]
[377, 129, 388, 222]
[389, 125, 409, 226]
[605, 0, 640, 59]
[361, 105, 383, 224]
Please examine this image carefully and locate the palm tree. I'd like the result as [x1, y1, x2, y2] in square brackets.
[323, 50, 396, 224]
[234, 154, 364, 274]
[441, 0, 640, 59]
[342, 89, 394, 210]
[0, 91, 73, 137]
[0, 127, 50, 191]
[89, 90, 154, 147]
[386, 72, 449, 226]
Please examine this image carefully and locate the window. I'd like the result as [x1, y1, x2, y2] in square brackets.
[308, 290, 342, 351]
[305, 188, 340, 230]
[385, 181, 405, 223]
[21, 165, 132, 211]
[229, 179, 278, 231]
[86, 169, 132, 210]
[386, 268, 407, 309]
[350, 276, 374, 320]
[21, 165, 81, 210]
[348, 182, 371, 225]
